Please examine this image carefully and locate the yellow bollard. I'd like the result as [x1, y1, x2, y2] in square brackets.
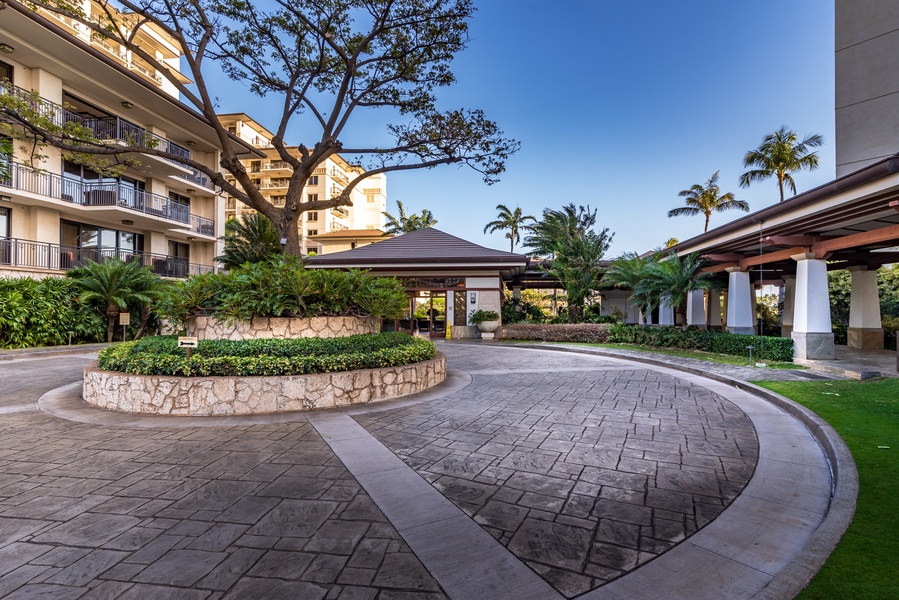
[446, 324, 452, 340]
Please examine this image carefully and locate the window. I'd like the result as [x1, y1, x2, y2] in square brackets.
[272, 196, 285, 206]
[169, 192, 190, 206]
[60, 219, 144, 265]
[168, 241, 190, 259]
[307, 229, 318, 236]
[307, 193, 318, 203]
[307, 212, 318, 222]
[0, 60, 12, 84]
[228, 126, 237, 134]
[350, 242, 356, 249]
[366, 194, 376, 203]
[0, 206, 9, 238]
[250, 160, 261, 173]
[307, 176, 319, 186]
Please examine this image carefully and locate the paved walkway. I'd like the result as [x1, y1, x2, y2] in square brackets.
[0, 345, 850, 599]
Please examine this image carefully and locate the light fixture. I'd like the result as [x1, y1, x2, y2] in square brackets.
[185, 188, 196, 194]
[185, 140, 196, 147]
[186, 236, 196, 241]
[0, 43, 13, 54]
[0, 195, 11, 202]
[469, 292, 477, 304]
[121, 219, 134, 226]
[120, 101, 134, 109]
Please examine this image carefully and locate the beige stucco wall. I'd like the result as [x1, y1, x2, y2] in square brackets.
[83, 353, 446, 415]
[836, 0, 899, 176]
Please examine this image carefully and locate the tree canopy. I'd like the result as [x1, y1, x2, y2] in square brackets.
[382, 200, 438, 235]
[483, 204, 535, 252]
[740, 126, 823, 202]
[0, 0, 518, 255]
[668, 171, 749, 232]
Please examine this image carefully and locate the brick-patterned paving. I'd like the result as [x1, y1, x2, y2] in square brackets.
[355, 349, 759, 598]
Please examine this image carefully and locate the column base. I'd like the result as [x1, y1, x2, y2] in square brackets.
[726, 327, 755, 335]
[781, 325, 793, 338]
[847, 327, 884, 349]
[792, 332, 835, 360]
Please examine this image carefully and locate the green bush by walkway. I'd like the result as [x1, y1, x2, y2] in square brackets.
[98, 332, 436, 377]
[608, 324, 794, 362]
[755, 379, 899, 599]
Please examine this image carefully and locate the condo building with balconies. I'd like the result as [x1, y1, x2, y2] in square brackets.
[217, 114, 387, 255]
[0, 1, 258, 278]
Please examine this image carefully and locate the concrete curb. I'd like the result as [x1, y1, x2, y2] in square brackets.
[497, 342, 858, 599]
[0, 343, 111, 360]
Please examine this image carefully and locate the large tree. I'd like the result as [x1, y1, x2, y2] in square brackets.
[739, 126, 823, 202]
[668, 171, 749, 233]
[382, 200, 437, 235]
[524, 204, 613, 323]
[0, 0, 518, 255]
[483, 204, 535, 252]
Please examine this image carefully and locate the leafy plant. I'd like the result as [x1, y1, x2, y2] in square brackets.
[469, 309, 499, 325]
[607, 324, 794, 362]
[382, 200, 438, 235]
[216, 213, 283, 269]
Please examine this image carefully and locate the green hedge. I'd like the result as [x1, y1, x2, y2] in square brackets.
[607, 324, 794, 362]
[98, 332, 436, 377]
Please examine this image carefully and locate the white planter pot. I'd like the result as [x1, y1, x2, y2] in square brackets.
[477, 320, 500, 339]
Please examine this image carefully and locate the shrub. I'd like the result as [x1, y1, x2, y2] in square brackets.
[502, 297, 547, 324]
[0, 277, 105, 348]
[158, 258, 408, 327]
[97, 332, 436, 376]
[469, 309, 499, 325]
[883, 315, 898, 349]
[607, 324, 794, 362]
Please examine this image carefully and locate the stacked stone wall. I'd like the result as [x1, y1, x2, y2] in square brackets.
[188, 316, 378, 341]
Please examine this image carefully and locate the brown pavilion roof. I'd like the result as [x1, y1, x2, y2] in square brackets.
[306, 228, 529, 271]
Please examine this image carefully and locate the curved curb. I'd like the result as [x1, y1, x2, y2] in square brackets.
[37, 368, 473, 429]
[500, 342, 858, 599]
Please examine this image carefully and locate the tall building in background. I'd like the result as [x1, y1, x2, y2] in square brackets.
[0, 0, 257, 278]
[217, 114, 387, 255]
[835, 0, 899, 176]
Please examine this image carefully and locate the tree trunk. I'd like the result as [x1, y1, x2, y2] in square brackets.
[106, 305, 117, 343]
[568, 304, 584, 323]
[134, 305, 151, 340]
[276, 213, 302, 256]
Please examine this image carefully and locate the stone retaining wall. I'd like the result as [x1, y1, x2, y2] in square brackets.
[188, 315, 379, 341]
[83, 353, 446, 416]
[498, 323, 611, 343]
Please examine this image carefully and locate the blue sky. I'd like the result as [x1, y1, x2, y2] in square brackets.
[210, 1, 835, 256]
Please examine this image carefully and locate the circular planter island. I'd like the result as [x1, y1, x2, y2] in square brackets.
[83, 327, 446, 416]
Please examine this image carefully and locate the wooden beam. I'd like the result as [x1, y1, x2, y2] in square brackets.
[812, 224, 899, 254]
[738, 246, 807, 270]
[762, 235, 820, 246]
[890, 200, 899, 213]
[700, 262, 738, 274]
[702, 253, 744, 262]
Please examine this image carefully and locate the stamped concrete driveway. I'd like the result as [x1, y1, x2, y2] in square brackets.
[0, 345, 837, 599]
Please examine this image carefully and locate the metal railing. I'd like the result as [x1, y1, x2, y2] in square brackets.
[0, 237, 216, 279]
[177, 168, 211, 189]
[1, 161, 214, 233]
[0, 81, 190, 161]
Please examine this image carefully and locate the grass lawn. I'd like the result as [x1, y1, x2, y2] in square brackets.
[753, 378, 899, 599]
[570, 342, 803, 370]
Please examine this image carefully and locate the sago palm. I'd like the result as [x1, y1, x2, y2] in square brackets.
[70, 259, 153, 342]
[740, 126, 824, 202]
[483, 204, 535, 252]
[668, 171, 749, 233]
[216, 213, 282, 269]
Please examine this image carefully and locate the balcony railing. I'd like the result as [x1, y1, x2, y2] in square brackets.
[264, 161, 292, 170]
[0, 237, 216, 279]
[330, 206, 349, 219]
[1, 161, 210, 230]
[0, 82, 190, 162]
[330, 168, 349, 185]
[178, 168, 211, 189]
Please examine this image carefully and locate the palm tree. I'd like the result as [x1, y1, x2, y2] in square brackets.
[740, 126, 824, 202]
[605, 252, 660, 322]
[382, 200, 438, 235]
[70, 259, 154, 342]
[668, 171, 749, 233]
[524, 204, 612, 322]
[483, 204, 535, 252]
[638, 253, 715, 325]
[216, 213, 283, 269]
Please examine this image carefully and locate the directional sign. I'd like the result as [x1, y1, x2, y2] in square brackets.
[119, 312, 130, 325]
[178, 337, 199, 348]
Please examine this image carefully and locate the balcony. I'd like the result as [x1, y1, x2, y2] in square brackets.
[329, 168, 349, 186]
[0, 82, 191, 169]
[330, 206, 349, 219]
[330, 185, 344, 198]
[264, 161, 292, 171]
[263, 179, 291, 189]
[1, 161, 211, 232]
[0, 237, 216, 279]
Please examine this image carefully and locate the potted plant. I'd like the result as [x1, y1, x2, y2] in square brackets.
[469, 309, 501, 339]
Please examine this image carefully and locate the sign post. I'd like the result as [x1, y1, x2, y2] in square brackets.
[178, 336, 198, 360]
[119, 312, 130, 342]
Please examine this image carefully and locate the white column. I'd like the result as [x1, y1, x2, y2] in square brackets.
[848, 267, 883, 349]
[726, 269, 754, 334]
[686, 290, 706, 328]
[781, 275, 795, 338]
[791, 253, 834, 359]
[658, 299, 675, 325]
[708, 289, 722, 328]
[751, 285, 759, 334]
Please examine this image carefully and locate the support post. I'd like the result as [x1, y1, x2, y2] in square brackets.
[658, 299, 675, 325]
[708, 289, 722, 329]
[686, 290, 706, 328]
[725, 268, 754, 334]
[791, 253, 835, 359]
[847, 266, 884, 349]
[781, 275, 795, 338]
